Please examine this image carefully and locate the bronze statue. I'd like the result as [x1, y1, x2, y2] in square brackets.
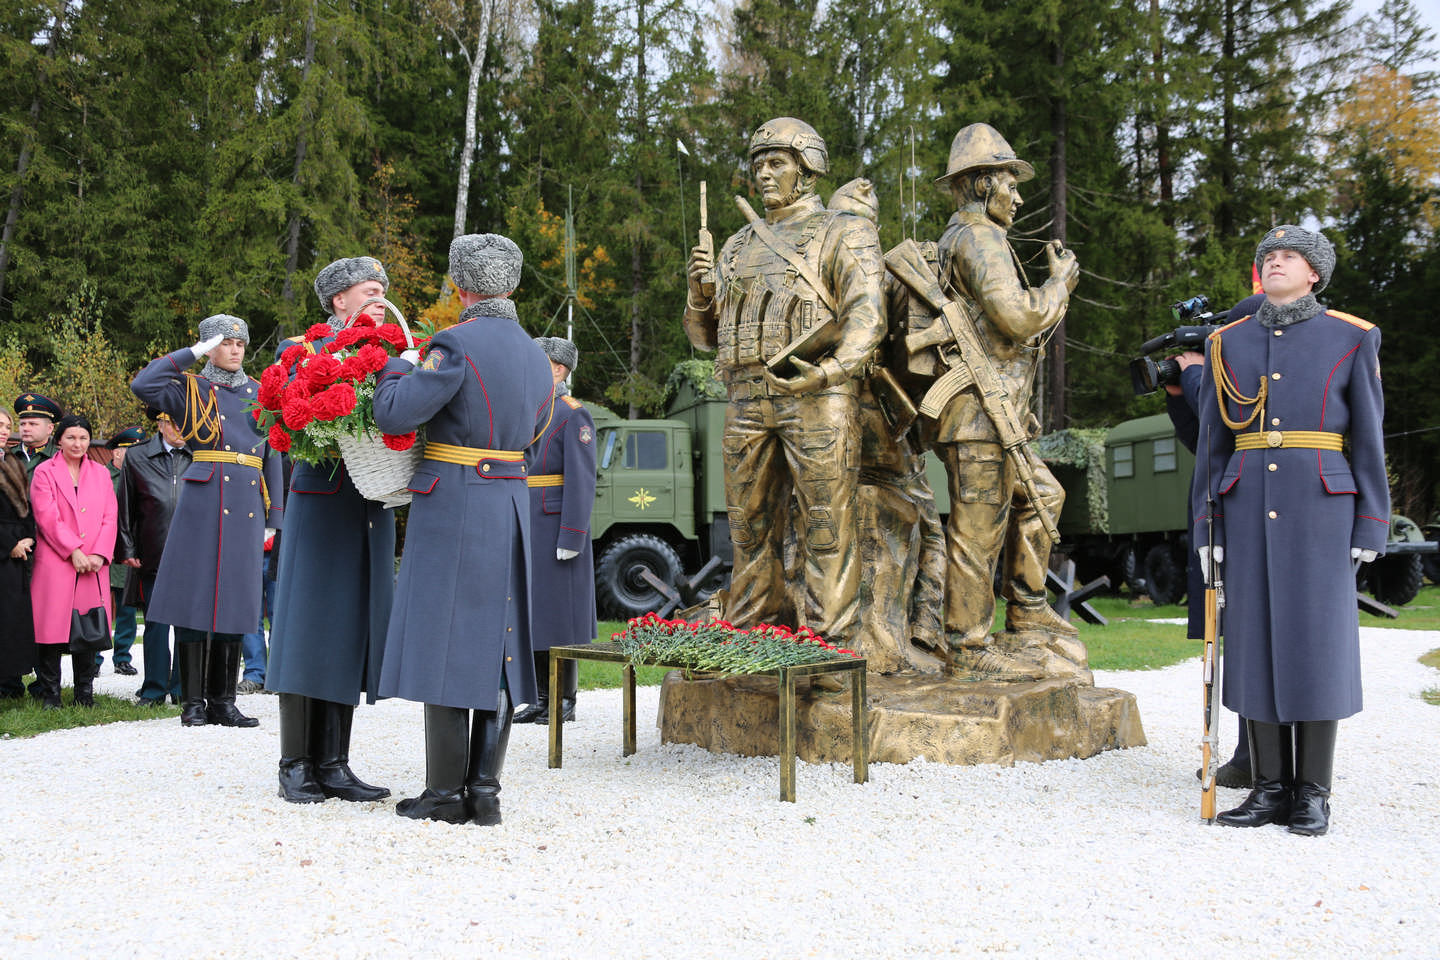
[910, 122, 1082, 680]
[684, 118, 885, 645]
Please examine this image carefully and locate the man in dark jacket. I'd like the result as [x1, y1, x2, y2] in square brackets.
[117, 410, 193, 706]
[374, 233, 554, 825]
[1193, 226, 1387, 837]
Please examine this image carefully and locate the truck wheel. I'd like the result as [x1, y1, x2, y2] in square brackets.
[1143, 544, 1185, 607]
[595, 534, 683, 620]
[1109, 544, 1136, 593]
[1370, 553, 1424, 607]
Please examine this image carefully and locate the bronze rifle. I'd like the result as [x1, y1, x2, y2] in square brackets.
[883, 237, 1059, 544]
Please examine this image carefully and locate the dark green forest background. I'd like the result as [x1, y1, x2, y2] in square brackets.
[3, 0, 1439, 513]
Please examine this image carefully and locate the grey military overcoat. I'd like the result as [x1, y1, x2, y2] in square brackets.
[373, 301, 554, 711]
[527, 390, 598, 650]
[131, 349, 284, 635]
[1192, 308, 1388, 724]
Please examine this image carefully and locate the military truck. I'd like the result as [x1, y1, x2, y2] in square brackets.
[583, 368, 731, 619]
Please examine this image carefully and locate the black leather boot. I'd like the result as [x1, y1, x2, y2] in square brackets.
[277, 693, 324, 803]
[533, 658, 577, 725]
[177, 639, 208, 726]
[396, 704, 469, 824]
[205, 636, 258, 727]
[71, 652, 97, 707]
[314, 700, 390, 801]
[1216, 720, 1293, 827]
[465, 690, 513, 826]
[35, 645, 63, 710]
[512, 652, 550, 724]
[1289, 720, 1337, 837]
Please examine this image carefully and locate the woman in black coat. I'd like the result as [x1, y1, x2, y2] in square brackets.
[0, 408, 37, 686]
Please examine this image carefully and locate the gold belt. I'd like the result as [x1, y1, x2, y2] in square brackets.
[1233, 430, 1344, 451]
[192, 450, 271, 511]
[424, 441, 525, 467]
[527, 474, 564, 487]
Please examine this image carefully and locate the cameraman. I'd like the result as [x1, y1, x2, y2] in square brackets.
[1167, 293, 1264, 790]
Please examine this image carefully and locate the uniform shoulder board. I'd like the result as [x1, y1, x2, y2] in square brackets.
[562, 394, 584, 410]
[1211, 315, 1251, 338]
[1327, 310, 1375, 331]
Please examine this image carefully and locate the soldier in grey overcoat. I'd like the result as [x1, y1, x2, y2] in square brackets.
[1192, 225, 1388, 837]
[374, 233, 555, 825]
[131, 315, 284, 728]
[513, 337, 598, 725]
[266, 256, 396, 804]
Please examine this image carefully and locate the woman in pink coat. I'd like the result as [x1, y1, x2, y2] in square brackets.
[30, 414, 117, 708]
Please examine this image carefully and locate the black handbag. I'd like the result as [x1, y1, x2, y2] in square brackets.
[69, 571, 112, 654]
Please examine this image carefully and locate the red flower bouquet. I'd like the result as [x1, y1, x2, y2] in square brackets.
[252, 311, 422, 466]
[610, 612, 858, 674]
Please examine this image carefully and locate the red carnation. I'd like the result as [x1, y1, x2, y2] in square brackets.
[311, 382, 357, 420]
[258, 365, 287, 409]
[376, 324, 409, 349]
[280, 343, 308, 369]
[382, 431, 416, 451]
[301, 353, 342, 389]
[339, 355, 371, 381]
[281, 396, 314, 430]
[351, 315, 377, 329]
[356, 343, 390, 373]
[268, 424, 293, 452]
[303, 323, 333, 342]
[330, 328, 365, 350]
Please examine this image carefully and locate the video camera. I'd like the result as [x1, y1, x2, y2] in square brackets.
[1129, 295, 1225, 396]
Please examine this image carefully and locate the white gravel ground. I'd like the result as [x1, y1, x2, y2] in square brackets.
[3, 626, 1437, 959]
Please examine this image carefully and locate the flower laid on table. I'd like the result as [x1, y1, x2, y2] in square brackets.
[250, 317, 425, 464]
[610, 612, 859, 674]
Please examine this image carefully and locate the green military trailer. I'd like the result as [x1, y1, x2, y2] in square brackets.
[1039, 413, 1430, 609]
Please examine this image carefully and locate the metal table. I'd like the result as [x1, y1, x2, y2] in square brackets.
[546, 642, 868, 802]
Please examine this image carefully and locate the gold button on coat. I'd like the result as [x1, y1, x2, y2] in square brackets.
[1268, 463, 1278, 472]
[1268, 510, 1278, 519]
[1271, 372, 1282, 380]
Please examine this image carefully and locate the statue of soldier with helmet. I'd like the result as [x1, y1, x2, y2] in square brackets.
[684, 117, 885, 647]
[918, 122, 1083, 680]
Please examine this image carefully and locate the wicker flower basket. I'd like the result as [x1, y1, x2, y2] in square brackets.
[336, 297, 424, 508]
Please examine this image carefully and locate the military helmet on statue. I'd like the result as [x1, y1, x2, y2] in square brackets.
[936, 123, 1035, 185]
[749, 117, 829, 176]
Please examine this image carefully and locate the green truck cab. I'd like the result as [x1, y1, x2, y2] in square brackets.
[585, 376, 730, 619]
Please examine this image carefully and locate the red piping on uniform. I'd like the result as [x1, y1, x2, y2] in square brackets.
[465, 355, 494, 450]
[1317, 343, 1361, 494]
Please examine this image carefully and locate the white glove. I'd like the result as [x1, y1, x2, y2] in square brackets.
[190, 334, 225, 360]
[557, 547, 579, 561]
[1197, 545, 1224, 585]
[1351, 547, 1377, 564]
[400, 349, 420, 366]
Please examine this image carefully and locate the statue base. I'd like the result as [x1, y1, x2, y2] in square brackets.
[658, 671, 1146, 767]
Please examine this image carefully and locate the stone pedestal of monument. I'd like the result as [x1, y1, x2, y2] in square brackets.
[659, 670, 1146, 767]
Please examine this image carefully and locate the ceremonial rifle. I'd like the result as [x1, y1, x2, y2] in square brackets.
[1200, 426, 1224, 823]
[883, 237, 1059, 544]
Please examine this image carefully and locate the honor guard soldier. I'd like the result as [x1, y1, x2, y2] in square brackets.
[515, 337, 597, 725]
[12, 393, 61, 478]
[1193, 225, 1388, 837]
[131, 315, 284, 728]
[375, 234, 555, 825]
[684, 117, 884, 645]
[267, 256, 395, 805]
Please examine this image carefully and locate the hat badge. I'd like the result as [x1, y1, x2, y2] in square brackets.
[1275, 229, 1286, 237]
